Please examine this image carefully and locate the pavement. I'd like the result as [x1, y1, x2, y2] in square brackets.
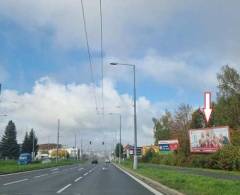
[0, 163, 156, 195]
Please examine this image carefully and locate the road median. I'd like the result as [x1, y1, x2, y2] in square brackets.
[0, 160, 81, 175]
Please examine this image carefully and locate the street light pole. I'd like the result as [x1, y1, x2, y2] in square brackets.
[109, 62, 138, 169]
[133, 65, 138, 170]
[56, 119, 60, 163]
[119, 115, 122, 164]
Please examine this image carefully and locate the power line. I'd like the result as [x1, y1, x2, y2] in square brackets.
[99, 0, 104, 115]
[80, 0, 99, 113]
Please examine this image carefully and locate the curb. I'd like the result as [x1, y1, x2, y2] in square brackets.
[114, 163, 184, 195]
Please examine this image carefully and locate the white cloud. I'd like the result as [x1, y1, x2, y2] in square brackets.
[0, 77, 166, 150]
[0, 0, 196, 55]
[0, 0, 239, 89]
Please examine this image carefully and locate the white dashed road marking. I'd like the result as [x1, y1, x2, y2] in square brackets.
[74, 176, 83, 182]
[34, 173, 48, 178]
[3, 178, 29, 186]
[56, 184, 72, 194]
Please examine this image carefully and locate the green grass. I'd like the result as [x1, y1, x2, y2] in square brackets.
[121, 161, 240, 195]
[0, 159, 81, 174]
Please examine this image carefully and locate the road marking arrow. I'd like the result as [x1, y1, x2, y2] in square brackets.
[203, 92, 212, 123]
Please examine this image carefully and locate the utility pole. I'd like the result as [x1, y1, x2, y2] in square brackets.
[133, 65, 138, 170]
[56, 119, 60, 163]
[32, 131, 35, 161]
[74, 133, 77, 160]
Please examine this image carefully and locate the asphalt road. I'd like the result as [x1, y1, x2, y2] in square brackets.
[0, 163, 155, 195]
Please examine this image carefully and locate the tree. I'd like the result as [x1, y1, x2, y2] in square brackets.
[115, 143, 123, 158]
[0, 121, 20, 159]
[153, 110, 172, 144]
[29, 129, 38, 156]
[217, 65, 240, 98]
[174, 104, 192, 156]
[21, 132, 31, 153]
[190, 109, 205, 129]
[214, 65, 240, 129]
[21, 129, 38, 156]
[50, 149, 69, 158]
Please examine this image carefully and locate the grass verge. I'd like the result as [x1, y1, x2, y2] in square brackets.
[121, 161, 240, 195]
[0, 159, 81, 174]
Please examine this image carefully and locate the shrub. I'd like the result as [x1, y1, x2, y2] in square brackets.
[209, 145, 240, 171]
[142, 148, 156, 162]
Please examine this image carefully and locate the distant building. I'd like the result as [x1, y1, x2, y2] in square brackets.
[123, 144, 134, 159]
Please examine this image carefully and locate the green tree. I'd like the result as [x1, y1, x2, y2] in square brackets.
[217, 65, 240, 98]
[190, 109, 205, 129]
[214, 65, 240, 129]
[115, 143, 123, 158]
[21, 132, 31, 153]
[0, 121, 20, 159]
[153, 110, 172, 144]
[21, 129, 38, 155]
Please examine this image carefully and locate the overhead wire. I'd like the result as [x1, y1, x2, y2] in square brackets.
[99, 0, 104, 115]
[80, 0, 99, 113]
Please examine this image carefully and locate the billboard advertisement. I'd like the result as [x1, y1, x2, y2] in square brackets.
[189, 126, 230, 153]
[129, 147, 142, 156]
[158, 140, 179, 153]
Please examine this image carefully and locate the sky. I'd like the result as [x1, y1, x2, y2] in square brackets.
[0, 0, 240, 151]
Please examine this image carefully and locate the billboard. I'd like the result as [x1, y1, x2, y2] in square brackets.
[189, 126, 230, 153]
[158, 140, 179, 153]
[129, 147, 142, 156]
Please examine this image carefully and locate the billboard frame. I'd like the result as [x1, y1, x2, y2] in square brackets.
[189, 126, 230, 153]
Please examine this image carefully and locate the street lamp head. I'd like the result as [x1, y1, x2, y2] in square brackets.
[110, 62, 118, 66]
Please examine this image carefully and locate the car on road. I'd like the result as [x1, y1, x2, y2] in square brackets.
[91, 159, 98, 164]
[105, 159, 111, 163]
[18, 153, 32, 165]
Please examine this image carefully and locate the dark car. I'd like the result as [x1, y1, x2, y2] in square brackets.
[91, 159, 98, 164]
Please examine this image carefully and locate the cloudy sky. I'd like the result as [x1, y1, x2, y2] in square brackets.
[0, 0, 239, 150]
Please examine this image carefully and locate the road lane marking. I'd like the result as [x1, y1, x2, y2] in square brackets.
[51, 171, 60, 174]
[83, 172, 88, 176]
[56, 184, 72, 194]
[34, 173, 48, 178]
[114, 164, 163, 195]
[51, 168, 59, 171]
[3, 178, 29, 186]
[74, 176, 83, 182]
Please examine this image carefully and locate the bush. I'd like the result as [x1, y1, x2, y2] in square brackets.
[141, 145, 240, 171]
[209, 145, 240, 171]
[142, 148, 156, 162]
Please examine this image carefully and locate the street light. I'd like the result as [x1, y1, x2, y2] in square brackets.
[109, 113, 122, 164]
[109, 62, 138, 170]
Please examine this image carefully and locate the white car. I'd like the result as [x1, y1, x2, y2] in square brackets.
[41, 157, 51, 164]
[105, 159, 110, 163]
